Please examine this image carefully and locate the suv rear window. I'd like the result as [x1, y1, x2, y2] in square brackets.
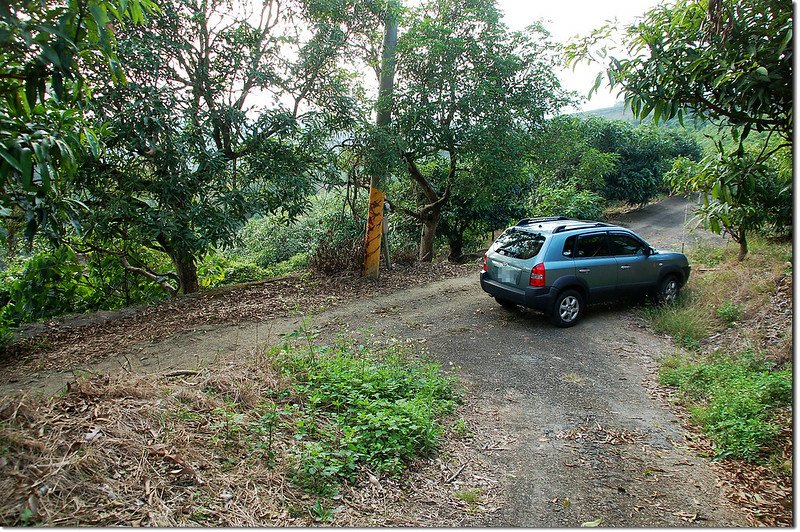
[494, 228, 546, 259]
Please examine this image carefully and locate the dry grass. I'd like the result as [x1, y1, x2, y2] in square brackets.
[647, 237, 792, 363]
[644, 235, 793, 526]
[0, 353, 504, 526]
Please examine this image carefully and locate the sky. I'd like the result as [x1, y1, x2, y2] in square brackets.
[495, 0, 662, 112]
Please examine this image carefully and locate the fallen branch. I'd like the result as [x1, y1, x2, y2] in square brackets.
[163, 370, 200, 378]
[445, 462, 468, 483]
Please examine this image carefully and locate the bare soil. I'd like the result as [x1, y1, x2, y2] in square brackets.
[0, 196, 784, 526]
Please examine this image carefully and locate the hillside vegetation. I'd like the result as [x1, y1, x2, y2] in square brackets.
[643, 235, 792, 525]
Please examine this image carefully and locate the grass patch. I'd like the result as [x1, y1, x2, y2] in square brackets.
[641, 291, 711, 350]
[273, 327, 458, 495]
[646, 234, 792, 475]
[453, 487, 481, 504]
[660, 351, 791, 462]
[0, 328, 460, 526]
[642, 234, 791, 356]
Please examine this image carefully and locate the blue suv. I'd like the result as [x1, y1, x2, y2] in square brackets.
[480, 217, 691, 327]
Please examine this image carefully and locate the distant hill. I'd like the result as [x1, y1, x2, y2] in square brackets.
[568, 101, 706, 130]
[572, 102, 638, 122]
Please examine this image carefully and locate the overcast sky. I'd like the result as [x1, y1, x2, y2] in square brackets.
[496, 0, 662, 111]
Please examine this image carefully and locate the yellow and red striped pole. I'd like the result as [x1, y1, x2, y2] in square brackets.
[363, 188, 385, 278]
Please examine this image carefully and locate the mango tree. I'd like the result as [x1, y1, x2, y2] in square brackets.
[77, 0, 372, 293]
[391, 0, 569, 262]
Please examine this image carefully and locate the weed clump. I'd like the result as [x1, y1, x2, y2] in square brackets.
[660, 351, 791, 462]
[273, 330, 458, 495]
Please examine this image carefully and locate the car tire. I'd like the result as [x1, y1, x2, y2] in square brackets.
[657, 275, 680, 305]
[551, 289, 584, 327]
[495, 297, 517, 309]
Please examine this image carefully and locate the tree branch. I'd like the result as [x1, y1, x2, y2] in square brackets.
[119, 254, 178, 297]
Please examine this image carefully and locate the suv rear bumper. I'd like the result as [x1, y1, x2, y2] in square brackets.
[480, 272, 557, 313]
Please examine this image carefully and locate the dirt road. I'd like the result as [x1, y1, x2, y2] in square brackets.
[1, 196, 745, 526]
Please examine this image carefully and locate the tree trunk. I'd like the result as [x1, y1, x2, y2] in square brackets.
[419, 208, 441, 262]
[362, 4, 398, 279]
[447, 232, 463, 261]
[169, 247, 199, 294]
[737, 230, 748, 262]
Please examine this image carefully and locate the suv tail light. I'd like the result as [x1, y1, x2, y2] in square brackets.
[482, 253, 488, 272]
[530, 263, 545, 287]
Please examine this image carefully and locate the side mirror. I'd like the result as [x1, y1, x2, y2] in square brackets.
[644, 247, 656, 256]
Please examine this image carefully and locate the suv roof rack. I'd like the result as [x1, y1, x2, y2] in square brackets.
[552, 221, 611, 234]
[516, 216, 573, 225]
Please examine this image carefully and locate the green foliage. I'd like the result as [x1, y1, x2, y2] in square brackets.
[716, 302, 743, 326]
[590, 120, 702, 205]
[0, 247, 89, 325]
[0, 0, 156, 240]
[68, 0, 372, 294]
[530, 116, 701, 210]
[566, 0, 792, 144]
[660, 352, 791, 461]
[0, 244, 172, 335]
[387, 0, 571, 261]
[273, 332, 457, 494]
[529, 116, 619, 194]
[82, 247, 168, 307]
[225, 196, 362, 276]
[533, 180, 604, 221]
[665, 144, 792, 259]
[221, 262, 268, 285]
[227, 214, 317, 270]
[567, 0, 792, 258]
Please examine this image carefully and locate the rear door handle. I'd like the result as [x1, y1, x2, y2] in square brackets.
[620, 265, 631, 270]
[578, 268, 590, 273]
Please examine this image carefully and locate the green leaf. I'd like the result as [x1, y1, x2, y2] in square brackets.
[20, 148, 33, 186]
[776, 28, 792, 58]
[41, 45, 63, 69]
[0, 147, 23, 173]
[581, 518, 603, 527]
[84, 129, 100, 158]
[52, 71, 64, 101]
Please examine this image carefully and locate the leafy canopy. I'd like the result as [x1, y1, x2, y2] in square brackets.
[566, 0, 792, 145]
[0, 0, 157, 240]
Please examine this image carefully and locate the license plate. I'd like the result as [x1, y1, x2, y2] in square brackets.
[498, 266, 519, 284]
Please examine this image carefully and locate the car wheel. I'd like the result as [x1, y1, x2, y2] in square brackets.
[551, 289, 584, 328]
[495, 297, 517, 309]
[657, 275, 680, 305]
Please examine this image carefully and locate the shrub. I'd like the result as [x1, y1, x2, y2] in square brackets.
[273, 334, 457, 493]
[83, 249, 169, 308]
[533, 182, 604, 221]
[266, 253, 309, 278]
[660, 351, 791, 461]
[223, 262, 267, 284]
[1, 247, 90, 324]
[716, 302, 744, 326]
[308, 213, 365, 274]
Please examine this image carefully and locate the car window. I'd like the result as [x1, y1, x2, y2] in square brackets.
[575, 233, 609, 258]
[493, 228, 546, 259]
[562, 235, 576, 257]
[609, 233, 647, 256]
